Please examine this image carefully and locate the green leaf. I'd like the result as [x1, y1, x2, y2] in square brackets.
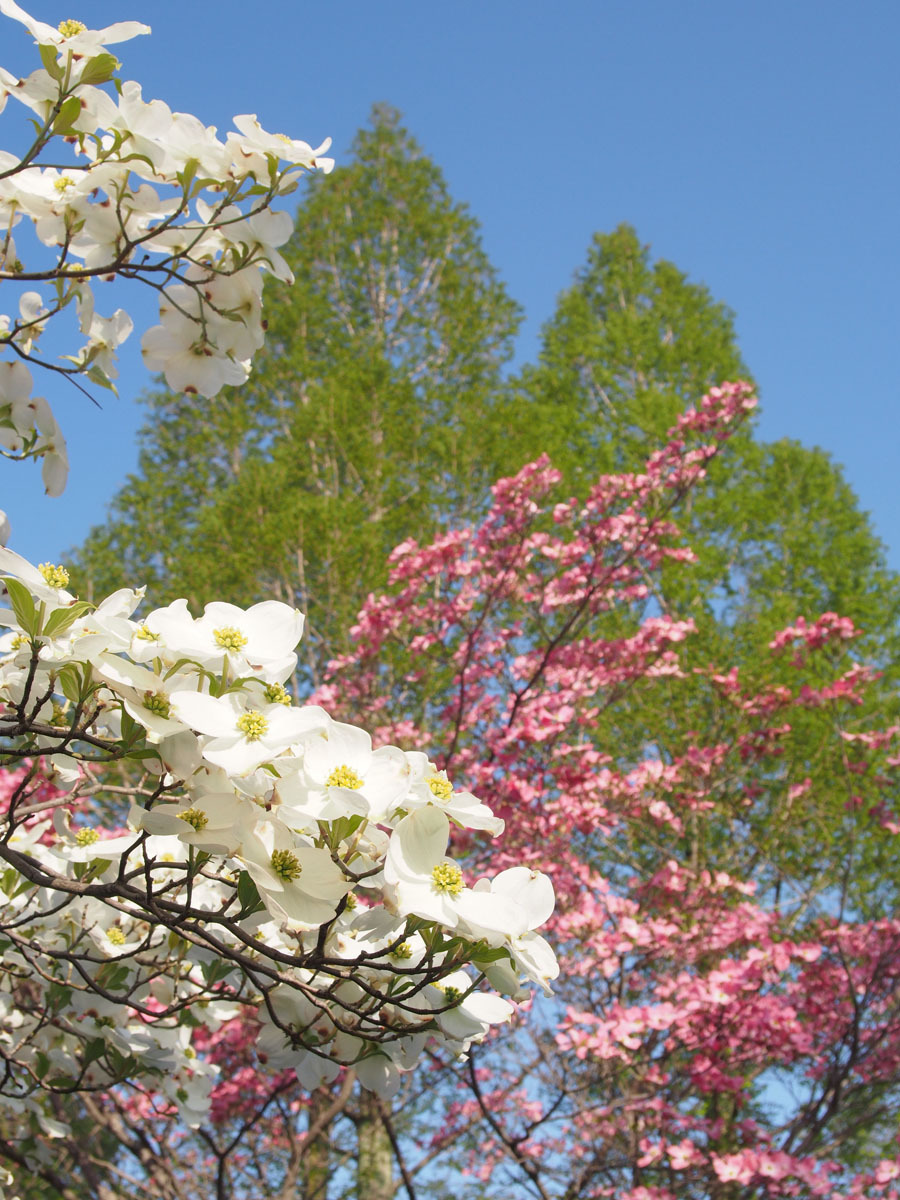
[11, 874, 35, 900]
[474, 945, 515, 963]
[177, 156, 199, 192]
[47, 982, 72, 1013]
[199, 957, 233, 987]
[85, 363, 118, 394]
[122, 746, 163, 762]
[74, 858, 111, 882]
[2, 576, 39, 636]
[332, 814, 366, 844]
[105, 1046, 140, 1082]
[43, 600, 93, 638]
[82, 1037, 107, 1066]
[49, 1074, 77, 1090]
[52, 95, 83, 135]
[57, 662, 84, 703]
[38, 43, 64, 81]
[94, 962, 130, 992]
[119, 707, 138, 744]
[1, 870, 18, 898]
[236, 870, 264, 918]
[76, 53, 119, 87]
[164, 658, 216, 685]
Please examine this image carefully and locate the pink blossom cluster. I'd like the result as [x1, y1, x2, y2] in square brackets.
[304, 379, 900, 1197]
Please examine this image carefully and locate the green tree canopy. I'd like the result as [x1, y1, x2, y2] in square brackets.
[508, 221, 750, 475]
[72, 105, 522, 680]
[510, 224, 899, 655]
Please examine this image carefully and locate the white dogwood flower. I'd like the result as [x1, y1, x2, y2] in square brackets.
[401, 751, 504, 834]
[168, 689, 320, 776]
[0, 2, 149, 55]
[238, 818, 350, 929]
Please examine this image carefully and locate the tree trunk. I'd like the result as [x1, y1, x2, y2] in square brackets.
[356, 1092, 393, 1200]
[300, 1086, 332, 1200]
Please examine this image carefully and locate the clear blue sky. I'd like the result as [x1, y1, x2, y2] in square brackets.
[4, 0, 899, 576]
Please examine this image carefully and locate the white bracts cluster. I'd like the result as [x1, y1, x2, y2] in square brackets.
[0, 1, 333, 493]
[0, 545, 559, 1113]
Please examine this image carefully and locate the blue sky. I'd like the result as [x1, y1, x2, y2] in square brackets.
[4, 0, 899, 576]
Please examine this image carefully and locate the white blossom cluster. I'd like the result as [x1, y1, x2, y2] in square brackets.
[0, 0, 332, 494]
[0, 545, 558, 1119]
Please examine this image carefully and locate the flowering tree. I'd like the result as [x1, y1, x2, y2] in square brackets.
[307, 415, 900, 1199]
[0, 6, 559, 1191]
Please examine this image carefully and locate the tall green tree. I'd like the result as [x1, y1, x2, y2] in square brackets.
[512, 224, 900, 915]
[72, 105, 522, 681]
[511, 223, 900, 665]
[509, 221, 750, 476]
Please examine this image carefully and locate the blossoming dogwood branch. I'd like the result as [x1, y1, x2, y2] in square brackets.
[0, 0, 333, 494]
[0, 552, 556, 1121]
[0, 3, 558, 1144]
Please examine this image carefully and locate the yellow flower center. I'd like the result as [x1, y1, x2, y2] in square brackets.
[50, 702, 68, 727]
[134, 624, 158, 642]
[57, 18, 87, 37]
[326, 764, 364, 790]
[442, 984, 463, 1004]
[106, 927, 126, 945]
[390, 940, 413, 961]
[431, 862, 463, 896]
[270, 848, 302, 882]
[38, 562, 69, 589]
[54, 176, 75, 192]
[214, 626, 247, 652]
[264, 682, 291, 706]
[10, 633, 28, 650]
[179, 807, 208, 832]
[142, 690, 171, 719]
[236, 710, 268, 741]
[75, 827, 99, 846]
[427, 772, 454, 802]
